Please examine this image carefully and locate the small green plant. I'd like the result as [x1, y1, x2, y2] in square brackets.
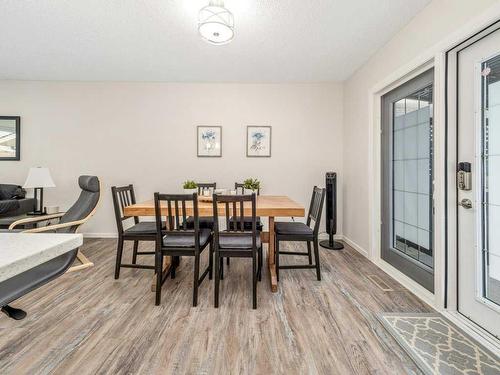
[243, 178, 260, 191]
[183, 180, 197, 189]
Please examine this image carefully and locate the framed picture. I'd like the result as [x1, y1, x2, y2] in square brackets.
[0, 116, 20, 161]
[247, 126, 271, 157]
[197, 126, 222, 157]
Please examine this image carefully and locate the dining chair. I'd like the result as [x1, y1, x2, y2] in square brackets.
[154, 192, 213, 306]
[212, 193, 262, 309]
[274, 186, 326, 281]
[184, 182, 216, 230]
[232, 182, 264, 231]
[226, 182, 264, 267]
[111, 185, 158, 279]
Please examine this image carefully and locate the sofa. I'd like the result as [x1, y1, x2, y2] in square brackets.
[0, 184, 36, 228]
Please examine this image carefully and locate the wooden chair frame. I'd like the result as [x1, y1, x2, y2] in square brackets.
[275, 186, 325, 281]
[154, 192, 213, 307]
[212, 193, 262, 309]
[8, 180, 102, 272]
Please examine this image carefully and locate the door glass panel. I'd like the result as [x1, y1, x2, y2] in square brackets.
[392, 86, 433, 268]
[482, 54, 500, 306]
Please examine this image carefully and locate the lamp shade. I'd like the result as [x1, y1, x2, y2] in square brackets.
[23, 167, 56, 188]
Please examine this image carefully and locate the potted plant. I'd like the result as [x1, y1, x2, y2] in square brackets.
[243, 178, 261, 194]
[183, 180, 198, 195]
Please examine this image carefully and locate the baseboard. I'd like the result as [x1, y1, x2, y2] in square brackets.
[374, 258, 436, 307]
[339, 235, 369, 257]
[339, 235, 436, 308]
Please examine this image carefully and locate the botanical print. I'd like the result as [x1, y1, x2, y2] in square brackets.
[197, 126, 221, 157]
[247, 126, 271, 157]
[250, 131, 265, 152]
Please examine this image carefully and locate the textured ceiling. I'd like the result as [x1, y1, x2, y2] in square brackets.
[0, 0, 431, 82]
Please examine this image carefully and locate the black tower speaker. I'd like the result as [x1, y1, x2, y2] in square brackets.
[320, 172, 344, 250]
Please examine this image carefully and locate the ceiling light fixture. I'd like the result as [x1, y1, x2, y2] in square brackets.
[198, 0, 234, 45]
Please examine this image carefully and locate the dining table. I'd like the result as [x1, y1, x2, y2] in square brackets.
[123, 195, 305, 292]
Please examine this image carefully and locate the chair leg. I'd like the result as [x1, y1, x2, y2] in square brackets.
[226, 257, 230, 266]
[155, 252, 163, 306]
[193, 253, 200, 307]
[252, 252, 257, 309]
[313, 239, 321, 281]
[275, 238, 280, 282]
[258, 246, 263, 281]
[114, 237, 124, 279]
[132, 240, 139, 264]
[208, 241, 214, 280]
[214, 252, 220, 308]
[220, 257, 224, 280]
[307, 241, 312, 265]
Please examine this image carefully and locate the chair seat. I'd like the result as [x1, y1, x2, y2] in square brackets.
[184, 216, 215, 230]
[162, 228, 212, 248]
[229, 217, 264, 231]
[219, 234, 261, 249]
[275, 222, 313, 236]
[124, 221, 160, 235]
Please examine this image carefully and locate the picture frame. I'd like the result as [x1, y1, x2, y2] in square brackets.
[247, 126, 271, 157]
[0, 116, 20, 161]
[197, 126, 222, 157]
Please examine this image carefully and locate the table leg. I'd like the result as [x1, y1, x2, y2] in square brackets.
[268, 216, 278, 292]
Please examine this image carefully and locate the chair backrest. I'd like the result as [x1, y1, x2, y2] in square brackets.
[154, 193, 202, 248]
[196, 182, 216, 195]
[212, 193, 258, 249]
[58, 176, 101, 233]
[111, 184, 138, 234]
[234, 182, 260, 195]
[306, 186, 326, 235]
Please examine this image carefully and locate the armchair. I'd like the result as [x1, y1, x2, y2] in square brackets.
[8, 175, 101, 272]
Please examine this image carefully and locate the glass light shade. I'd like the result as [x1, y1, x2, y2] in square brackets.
[198, 4, 234, 45]
[23, 167, 56, 188]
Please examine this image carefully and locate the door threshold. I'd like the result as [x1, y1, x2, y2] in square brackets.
[441, 311, 500, 356]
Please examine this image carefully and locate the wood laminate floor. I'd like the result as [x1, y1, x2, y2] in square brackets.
[0, 239, 432, 375]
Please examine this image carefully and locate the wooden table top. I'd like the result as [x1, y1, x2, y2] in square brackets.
[123, 195, 305, 218]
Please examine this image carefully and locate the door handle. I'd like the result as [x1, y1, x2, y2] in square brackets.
[458, 198, 472, 209]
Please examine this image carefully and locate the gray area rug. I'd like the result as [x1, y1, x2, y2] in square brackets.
[378, 313, 500, 375]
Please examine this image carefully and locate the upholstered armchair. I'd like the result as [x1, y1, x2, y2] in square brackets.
[8, 175, 101, 272]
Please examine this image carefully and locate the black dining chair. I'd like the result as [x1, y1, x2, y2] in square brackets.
[275, 186, 326, 281]
[112, 185, 158, 279]
[184, 182, 216, 230]
[213, 193, 262, 309]
[232, 182, 263, 231]
[154, 192, 213, 306]
[226, 183, 264, 267]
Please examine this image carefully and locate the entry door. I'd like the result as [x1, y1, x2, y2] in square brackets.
[382, 69, 435, 292]
[457, 27, 500, 337]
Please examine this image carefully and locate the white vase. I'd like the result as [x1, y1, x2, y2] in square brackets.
[183, 188, 197, 195]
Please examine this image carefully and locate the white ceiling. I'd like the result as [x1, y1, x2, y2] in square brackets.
[0, 0, 431, 82]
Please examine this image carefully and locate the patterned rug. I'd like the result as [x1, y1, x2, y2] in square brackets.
[378, 313, 500, 375]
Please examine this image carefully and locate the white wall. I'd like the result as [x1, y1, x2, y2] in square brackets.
[0, 82, 343, 235]
[342, 0, 498, 252]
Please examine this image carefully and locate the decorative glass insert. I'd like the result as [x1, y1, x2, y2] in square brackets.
[481, 54, 500, 306]
[392, 86, 433, 268]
